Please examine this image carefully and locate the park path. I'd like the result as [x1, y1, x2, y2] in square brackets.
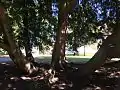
[0, 55, 12, 63]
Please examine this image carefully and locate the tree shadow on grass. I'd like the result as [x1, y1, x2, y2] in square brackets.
[0, 62, 51, 90]
[0, 60, 120, 90]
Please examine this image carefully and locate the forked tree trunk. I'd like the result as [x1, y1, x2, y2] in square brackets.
[0, 6, 37, 74]
[51, 0, 77, 69]
[8, 48, 37, 74]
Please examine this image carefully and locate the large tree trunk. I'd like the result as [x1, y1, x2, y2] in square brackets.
[51, 2, 67, 69]
[0, 6, 37, 74]
[66, 24, 120, 89]
[51, 0, 77, 70]
[76, 23, 120, 77]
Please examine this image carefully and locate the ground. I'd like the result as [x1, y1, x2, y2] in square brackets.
[0, 55, 120, 90]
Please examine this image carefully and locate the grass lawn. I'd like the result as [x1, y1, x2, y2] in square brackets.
[35, 55, 93, 63]
[0, 54, 93, 64]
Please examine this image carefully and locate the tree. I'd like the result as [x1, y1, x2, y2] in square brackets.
[71, 0, 120, 77]
[22, 0, 34, 62]
[0, 0, 54, 74]
[51, 0, 78, 70]
[0, 5, 37, 74]
[68, 2, 98, 54]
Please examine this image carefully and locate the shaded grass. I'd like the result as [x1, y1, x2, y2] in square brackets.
[0, 54, 93, 64]
[35, 55, 92, 64]
[66, 56, 91, 63]
[67, 53, 94, 56]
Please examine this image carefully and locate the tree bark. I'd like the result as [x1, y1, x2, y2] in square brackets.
[0, 6, 37, 74]
[51, 0, 77, 69]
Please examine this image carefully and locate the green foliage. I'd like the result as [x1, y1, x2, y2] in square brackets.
[1, 0, 120, 54]
[68, 2, 98, 50]
[67, 0, 120, 50]
[3, 0, 56, 52]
